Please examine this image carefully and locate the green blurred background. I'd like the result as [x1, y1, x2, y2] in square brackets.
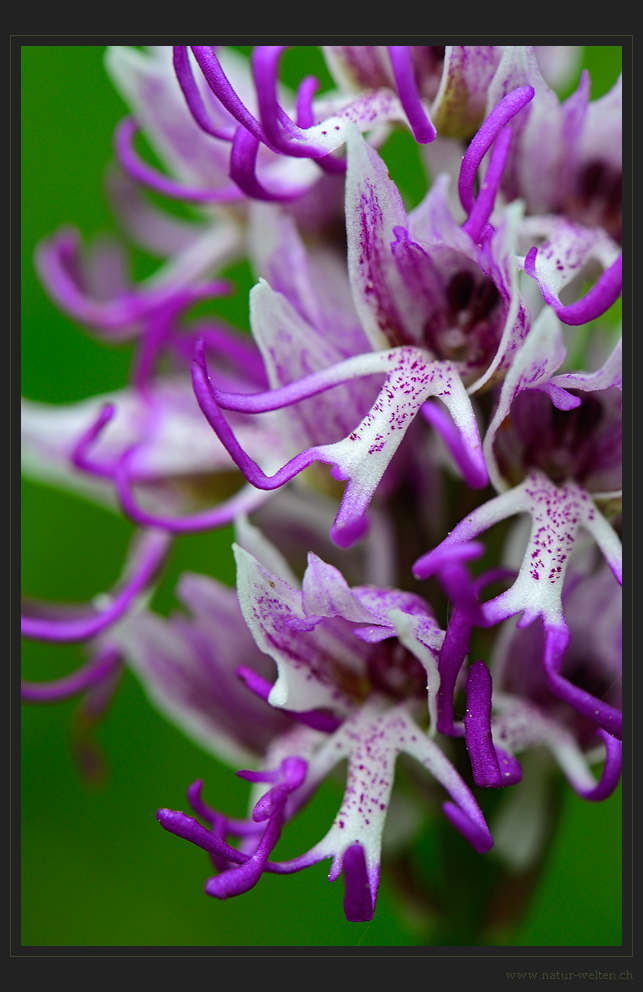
[21, 44, 623, 947]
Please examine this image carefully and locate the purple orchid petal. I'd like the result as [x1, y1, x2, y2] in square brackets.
[229, 126, 314, 203]
[458, 85, 534, 216]
[525, 246, 622, 326]
[247, 212, 369, 358]
[293, 698, 493, 904]
[464, 660, 500, 786]
[205, 753, 308, 899]
[247, 278, 373, 452]
[105, 46, 242, 190]
[238, 756, 307, 793]
[21, 529, 170, 643]
[491, 697, 620, 800]
[483, 305, 572, 492]
[464, 660, 521, 787]
[442, 801, 494, 854]
[236, 666, 342, 734]
[35, 228, 148, 335]
[115, 570, 293, 766]
[113, 447, 273, 533]
[342, 843, 375, 922]
[387, 46, 436, 144]
[35, 224, 238, 341]
[293, 75, 346, 175]
[21, 645, 123, 703]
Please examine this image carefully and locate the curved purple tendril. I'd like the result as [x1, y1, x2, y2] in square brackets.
[252, 46, 344, 175]
[70, 401, 271, 534]
[442, 801, 494, 854]
[157, 808, 250, 864]
[187, 779, 263, 838]
[458, 85, 535, 215]
[191, 337, 324, 489]
[421, 401, 489, 489]
[237, 666, 342, 733]
[21, 529, 170, 642]
[341, 843, 375, 922]
[71, 403, 120, 479]
[132, 283, 231, 392]
[543, 625, 622, 740]
[253, 46, 323, 157]
[172, 46, 236, 141]
[190, 46, 269, 146]
[436, 566, 516, 736]
[464, 660, 522, 787]
[113, 446, 269, 534]
[203, 757, 307, 899]
[576, 729, 622, 802]
[36, 228, 150, 334]
[296, 75, 320, 128]
[387, 46, 436, 144]
[229, 125, 312, 203]
[114, 117, 243, 203]
[21, 645, 123, 702]
[524, 248, 622, 325]
[461, 125, 512, 245]
[173, 324, 269, 388]
[293, 72, 346, 174]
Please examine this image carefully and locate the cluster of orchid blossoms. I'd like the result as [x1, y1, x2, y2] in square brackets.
[22, 45, 623, 928]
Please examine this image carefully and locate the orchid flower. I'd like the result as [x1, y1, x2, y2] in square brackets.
[126, 528, 493, 921]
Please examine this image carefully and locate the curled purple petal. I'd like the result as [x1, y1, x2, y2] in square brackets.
[229, 125, 311, 203]
[525, 247, 622, 325]
[190, 46, 267, 145]
[252, 46, 325, 159]
[172, 46, 236, 141]
[461, 125, 512, 245]
[113, 448, 271, 534]
[21, 645, 123, 703]
[21, 529, 170, 643]
[114, 117, 243, 203]
[543, 625, 622, 740]
[577, 730, 622, 802]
